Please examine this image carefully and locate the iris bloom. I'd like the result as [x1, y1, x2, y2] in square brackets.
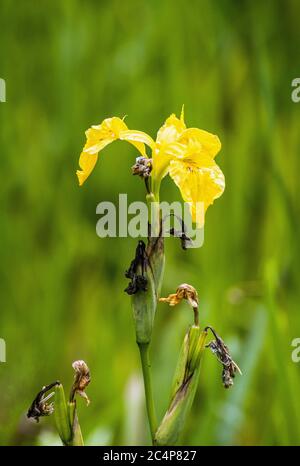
[76, 110, 225, 225]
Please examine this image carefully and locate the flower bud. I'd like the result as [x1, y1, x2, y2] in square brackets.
[131, 156, 152, 178]
[155, 326, 207, 445]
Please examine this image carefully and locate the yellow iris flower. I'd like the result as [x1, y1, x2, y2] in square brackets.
[76, 110, 225, 225]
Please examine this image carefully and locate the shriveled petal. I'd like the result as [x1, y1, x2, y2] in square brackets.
[156, 113, 186, 144]
[76, 117, 149, 186]
[168, 155, 225, 226]
[159, 293, 180, 306]
[160, 284, 198, 308]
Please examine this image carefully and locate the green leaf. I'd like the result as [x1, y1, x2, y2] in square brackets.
[54, 384, 72, 446]
[155, 327, 207, 446]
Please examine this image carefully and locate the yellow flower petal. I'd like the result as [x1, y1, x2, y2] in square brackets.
[76, 151, 99, 186]
[76, 117, 149, 185]
[156, 113, 186, 145]
[119, 130, 155, 152]
[168, 155, 225, 226]
[150, 144, 173, 185]
[179, 128, 221, 159]
[150, 113, 186, 188]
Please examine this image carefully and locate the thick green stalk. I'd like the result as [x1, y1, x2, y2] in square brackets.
[138, 342, 157, 444]
[132, 185, 163, 444]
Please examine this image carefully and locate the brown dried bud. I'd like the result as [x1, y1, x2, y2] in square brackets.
[131, 156, 152, 178]
[70, 360, 91, 405]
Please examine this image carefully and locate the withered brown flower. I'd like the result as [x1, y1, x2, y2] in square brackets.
[160, 283, 199, 325]
[70, 360, 91, 405]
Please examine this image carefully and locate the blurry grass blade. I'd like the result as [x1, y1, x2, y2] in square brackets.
[265, 261, 300, 443]
[54, 384, 72, 446]
[216, 307, 267, 445]
[155, 327, 207, 445]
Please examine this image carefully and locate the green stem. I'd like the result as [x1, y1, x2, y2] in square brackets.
[138, 342, 157, 444]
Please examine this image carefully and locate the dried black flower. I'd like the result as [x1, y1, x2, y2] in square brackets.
[27, 381, 60, 422]
[205, 326, 241, 389]
[125, 240, 148, 295]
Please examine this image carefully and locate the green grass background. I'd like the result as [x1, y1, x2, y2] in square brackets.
[0, 0, 300, 446]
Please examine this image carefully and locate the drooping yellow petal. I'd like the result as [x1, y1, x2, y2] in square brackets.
[119, 130, 155, 151]
[76, 151, 99, 186]
[168, 155, 225, 226]
[76, 117, 149, 186]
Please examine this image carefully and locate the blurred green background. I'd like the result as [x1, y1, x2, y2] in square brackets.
[1, 0, 300, 446]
